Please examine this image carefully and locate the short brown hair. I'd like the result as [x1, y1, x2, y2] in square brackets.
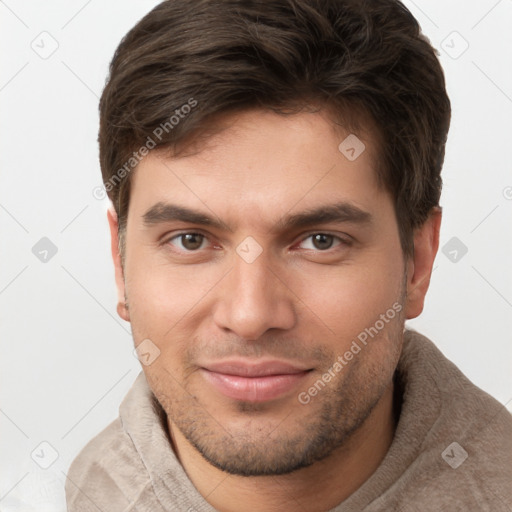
[99, 0, 451, 256]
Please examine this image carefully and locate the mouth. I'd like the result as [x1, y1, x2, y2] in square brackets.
[199, 360, 313, 402]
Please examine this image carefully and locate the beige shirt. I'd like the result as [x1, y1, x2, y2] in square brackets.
[65, 330, 512, 511]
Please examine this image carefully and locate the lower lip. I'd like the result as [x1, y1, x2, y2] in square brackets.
[200, 369, 310, 402]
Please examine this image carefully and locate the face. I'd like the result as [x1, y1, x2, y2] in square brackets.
[114, 109, 412, 476]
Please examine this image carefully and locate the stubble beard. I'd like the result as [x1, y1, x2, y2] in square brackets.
[147, 301, 405, 477]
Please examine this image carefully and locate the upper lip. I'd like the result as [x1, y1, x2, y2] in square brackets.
[201, 360, 311, 377]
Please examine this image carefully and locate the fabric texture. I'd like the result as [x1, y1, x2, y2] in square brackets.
[65, 330, 512, 511]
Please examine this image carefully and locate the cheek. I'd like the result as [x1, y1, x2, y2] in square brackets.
[124, 255, 223, 339]
[289, 249, 404, 344]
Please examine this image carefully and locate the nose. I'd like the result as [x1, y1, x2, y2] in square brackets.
[212, 252, 297, 340]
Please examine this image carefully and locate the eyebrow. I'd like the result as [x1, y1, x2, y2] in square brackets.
[272, 202, 373, 233]
[142, 202, 231, 231]
[142, 201, 373, 232]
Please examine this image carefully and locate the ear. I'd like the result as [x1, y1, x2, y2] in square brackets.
[404, 207, 442, 320]
[107, 208, 130, 322]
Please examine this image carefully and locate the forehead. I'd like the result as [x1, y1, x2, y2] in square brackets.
[128, 109, 388, 228]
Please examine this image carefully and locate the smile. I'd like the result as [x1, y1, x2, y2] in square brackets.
[200, 360, 312, 402]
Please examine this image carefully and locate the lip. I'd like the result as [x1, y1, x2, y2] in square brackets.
[200, 360, 312, 402]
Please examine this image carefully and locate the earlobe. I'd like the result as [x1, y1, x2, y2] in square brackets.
[404, 208, 442, 320]
[107, 208, 130, 322]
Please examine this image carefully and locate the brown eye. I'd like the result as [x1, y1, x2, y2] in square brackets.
[298, 233, 345, 252]
[170, 233, 206, 251]
[312, 234, 335, 250]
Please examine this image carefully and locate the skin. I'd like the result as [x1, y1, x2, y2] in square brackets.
[108, 109, 440, 512]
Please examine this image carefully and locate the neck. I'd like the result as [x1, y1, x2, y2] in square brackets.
[169, 381, 397, 512]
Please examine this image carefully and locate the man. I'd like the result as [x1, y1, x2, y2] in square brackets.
[65, 0, 512, 510]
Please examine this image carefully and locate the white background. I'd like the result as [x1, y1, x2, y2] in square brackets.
[1, 0, 511, 510]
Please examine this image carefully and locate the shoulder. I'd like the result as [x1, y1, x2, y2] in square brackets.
[396, 330, 512, 508]
[65, 418, 152, 511]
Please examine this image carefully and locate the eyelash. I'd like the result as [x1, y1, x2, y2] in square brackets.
[163, 231, 352, 254]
